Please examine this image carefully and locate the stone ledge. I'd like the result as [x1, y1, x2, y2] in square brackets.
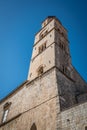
[0, 113, 21, 127]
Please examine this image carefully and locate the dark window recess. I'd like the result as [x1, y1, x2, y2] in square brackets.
[39, 30, 48, 40]
[45, 30, 48, 34]
[38, 66, 43, 76]
[56, 27, 66, 38]
[61, 32, 67, 39]
[30, 123, 37, 130]
[2, 102, 11, 123]
[61, 65, 67, 73]
[59, 41, 65, 50]
[39, 45, 43, 53]
[60, 65, 70, 77]
[43, 43, 46, 50]
[39, 42, 46, 53]
[57, 28, 60, 32]
[62, 65, 66, 73]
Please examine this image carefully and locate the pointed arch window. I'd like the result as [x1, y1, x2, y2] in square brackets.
[30, 123, 37, 130]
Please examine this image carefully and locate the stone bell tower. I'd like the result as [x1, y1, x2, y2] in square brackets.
[27, 16, 77, 112]
[28, 16, 71, 82]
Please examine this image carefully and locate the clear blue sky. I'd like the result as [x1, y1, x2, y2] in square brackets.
[0, 0, 87, 99]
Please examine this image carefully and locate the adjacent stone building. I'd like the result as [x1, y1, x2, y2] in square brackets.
[0, 16, 87, 130]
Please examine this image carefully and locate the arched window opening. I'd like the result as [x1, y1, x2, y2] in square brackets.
[38, 66, 43, 76]
[30, 123, 37, 130]
[2, 102, 11, 123]
[85, 126, 87, 130]
[39, 29, 48, 40]
[38, 42, 47, 54]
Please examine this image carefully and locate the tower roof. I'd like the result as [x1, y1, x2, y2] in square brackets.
[42, 16, 62, 25]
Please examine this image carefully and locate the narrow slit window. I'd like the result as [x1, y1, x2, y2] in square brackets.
[39, 46, 42, 53]
[43, 43, 46, 51]
[2, 102, 11, 123]
[2, 109, 9, 123]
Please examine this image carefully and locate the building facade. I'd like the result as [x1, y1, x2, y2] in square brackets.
[0, 16, 87, 130]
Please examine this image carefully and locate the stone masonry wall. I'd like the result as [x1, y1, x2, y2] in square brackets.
[72, 67, 87, 92]
[56, 67, 87, 110]
[57, 101, 87, 130]
[56, 68, 76, 110]
[0, 97, 57, 130]
[0, 68, 60, 130]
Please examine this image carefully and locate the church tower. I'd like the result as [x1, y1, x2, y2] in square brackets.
[27, 16, 76, 110]
[28, 16, 71, 82]
[28, 16, 87, 111]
